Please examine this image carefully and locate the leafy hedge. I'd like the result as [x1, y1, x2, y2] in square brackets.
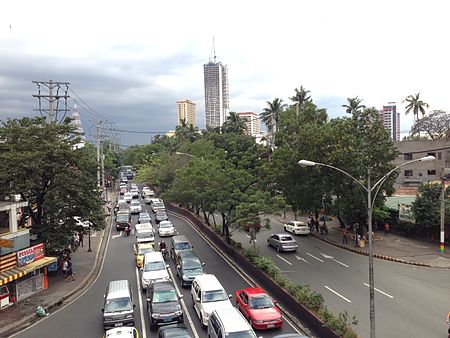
[243, 248, 358, 338]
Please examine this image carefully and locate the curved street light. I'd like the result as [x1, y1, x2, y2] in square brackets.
[298, 155, 435, 338]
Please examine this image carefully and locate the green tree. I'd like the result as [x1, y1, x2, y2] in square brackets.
[175, 119, 199, 144]
[342, 96, 365, 115]
[221, 112, 247, 134]
[0, 117, 104, 252]
[290, 85, 312, 115]
[404, 92, 429, 121]
[260, 98, 287, 147]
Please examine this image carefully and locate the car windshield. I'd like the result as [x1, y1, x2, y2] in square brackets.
[144, 261, 165, 271]
[249, 296, 274, 309]
[104, 297, 132, 312]
[226, 330, 257, 338]
[202, 290, 228, 302]
[139, 247, 154, 255]
[159, 223, 172, 228]
[161, 328, 190, 338]
[280, 235, 293, 241]
[183, 267, 203, 276]
[140, 213, 150, 218]
[156, 212, 167, 217]
[183, 260, 201, 269]
[175, 242, 191, 250]
[116, 214, 128, 222]
[153, 289, 178, 303]
[154, 202, 164, 208]
[137, 231, 153, 239]
[131, 201, 140, 206]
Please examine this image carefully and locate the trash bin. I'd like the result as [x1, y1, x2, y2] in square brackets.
[359, 239, 365, 248]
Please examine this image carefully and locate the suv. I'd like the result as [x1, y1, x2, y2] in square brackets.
[170, 235, 193, 261]
[102, 280, 135, 330]
[146, 281, 183, 330]
[116, 212, 131, 231]
[208, 307, 257, 338]
[175, 251, 205, 287]
[141, 252, 170, 291]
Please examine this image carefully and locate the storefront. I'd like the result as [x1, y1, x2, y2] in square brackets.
[0, 244, 56, 308]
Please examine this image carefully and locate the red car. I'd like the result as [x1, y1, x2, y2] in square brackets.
[235, 287, 283, 330]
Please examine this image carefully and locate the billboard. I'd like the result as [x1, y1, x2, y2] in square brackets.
[17, 243, 44, 267]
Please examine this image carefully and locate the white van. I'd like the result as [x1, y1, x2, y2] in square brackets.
[141, 252, 170, 291]
[190, 274, 233, 327]
[208, 307, 257, 338]
[135, 223, 155, 244]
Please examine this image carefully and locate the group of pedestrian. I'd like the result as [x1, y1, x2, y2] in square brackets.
[307, 216, 320, 233]
[60, 255, 76, 281]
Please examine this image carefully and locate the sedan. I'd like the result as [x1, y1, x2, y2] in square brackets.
[139, 212, 152, 224]
[158, 221, 175, 237]
[155, 211, 169, 224]
[146, 281, 183, 330]
[157, 324, 193, 338]
[267, 234, 298, 252]
[284, 220, 310, 235]
[144, 195, 153, 204]
[130, 200, 142, 214]
[235, 287, 283, 330]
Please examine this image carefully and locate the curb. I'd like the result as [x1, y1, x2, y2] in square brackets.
[1, 207, 113, 337]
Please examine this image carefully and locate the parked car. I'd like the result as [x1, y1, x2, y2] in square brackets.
[134, 242, 155, 268]
[158, 220, 175, 237]
[175, 251, 205, 287]
[155, 211, 169, 224]
[235, 287, 283, 330]
[138, 212, 152, 224]
[157, 324, 193, 338]
[130, 200, 142, 214]
[267, 234, 297, 252]
[146, 281, 183, 330]
[283, 220, 310, 235]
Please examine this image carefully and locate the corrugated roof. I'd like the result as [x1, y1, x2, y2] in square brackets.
[385, 196, 416, 210]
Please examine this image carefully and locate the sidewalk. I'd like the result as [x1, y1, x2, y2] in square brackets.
[274, 213, 450, 269]
[0, 193, 114, 338]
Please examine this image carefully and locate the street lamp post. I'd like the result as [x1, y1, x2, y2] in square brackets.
[298, 155, 435, 338]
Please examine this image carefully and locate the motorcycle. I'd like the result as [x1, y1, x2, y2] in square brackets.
[160, 247, 167, 259]
[124, 225, 131, 237]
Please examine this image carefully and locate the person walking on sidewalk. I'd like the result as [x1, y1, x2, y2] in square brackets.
[342, 227, 348, 245]
[61, 257, 68, 279]
[78, 231, 84, 247]
[384, 222, 390, 236]
[65, 257, 76, 281]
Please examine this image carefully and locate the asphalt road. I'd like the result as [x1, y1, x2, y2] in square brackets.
[233, 220, 450, 338]
[12, 186, 305, 338]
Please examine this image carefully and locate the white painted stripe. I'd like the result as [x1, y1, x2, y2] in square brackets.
[324, 286, 351, 303]
[331, 258, 349, 268]
[295, 255, 309, 263]
[168, 268, 199, 338]
[363, 283, 394, 299]
[135, 267, 147, 338]
[307, 252, 324, 262]
[276, 254, 293, 265]
[112, 232, 122, 239]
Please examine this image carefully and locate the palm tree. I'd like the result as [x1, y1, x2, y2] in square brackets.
[290, 85, 311, 115]
[342, 96, 365, 114]
[403, 93, 429, 121]
[260, 98, 287, 147]
[222, 112, 247, 134]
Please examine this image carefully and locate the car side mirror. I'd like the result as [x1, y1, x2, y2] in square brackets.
[140, 267, 143, 271]
[176, 265, 180, 269]
[133, 304, 136, 308]
[201, 263, 205, 266]
[228, 294, 232, 299]
[196, 297, 200, 302]
[179, 295, 184, 299]
[146, 298, 150, 302]
[101, 308, 104, 312]
[273, 300, 277, 305]
[166, 265, 170, 269]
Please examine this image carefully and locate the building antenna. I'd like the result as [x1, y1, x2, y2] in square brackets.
[210, 36, 216, 63]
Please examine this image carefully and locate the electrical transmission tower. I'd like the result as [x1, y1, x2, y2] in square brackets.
[32, 80, 70, 123]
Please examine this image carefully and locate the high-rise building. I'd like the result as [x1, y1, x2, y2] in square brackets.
[237, 112, 260, 136]
[70, 103, 85, 141]
[380, 103, 400, 141]
[176, 99, 197, 127]
[204, 57, 229, 128]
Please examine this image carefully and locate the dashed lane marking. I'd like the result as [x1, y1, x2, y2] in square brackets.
[134, 267, 147, 338]
[307, 252, 324, 262]
[276, 254, 293, 265]
[363, 283, 394, 299]
[324, 285, 352, 303]
[112, 232, 122, 239]
[295, 255, 310, 264]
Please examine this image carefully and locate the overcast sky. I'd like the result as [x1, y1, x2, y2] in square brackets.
[1, 0, 449, 145]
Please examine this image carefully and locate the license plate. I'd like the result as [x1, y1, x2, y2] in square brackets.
[267, 324, 274, 328]
[163, 318, 172, 322]
[115, 323, 123, 327]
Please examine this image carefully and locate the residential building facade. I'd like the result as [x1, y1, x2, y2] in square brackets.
[237, 112, 260, 136]
[203, 60, 229, 128]
[176, 99, 197, 127]
[380, 103, 400, 141]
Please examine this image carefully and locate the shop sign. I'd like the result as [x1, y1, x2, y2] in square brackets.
[17, 243, 45, 267]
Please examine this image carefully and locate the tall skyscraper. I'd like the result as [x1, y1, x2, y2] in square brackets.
[380, 103, 400, 141]
[176, 99, 197, 127]
[203, 55, 229, 128]
[237, 112, 260, 136]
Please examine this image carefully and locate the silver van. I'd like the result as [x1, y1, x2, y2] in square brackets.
[208, 307, 257, 338]
[102, 280, 135, 330]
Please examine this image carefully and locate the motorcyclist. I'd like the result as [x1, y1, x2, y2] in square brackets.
[159, 240, 166, 252]
[124, 224, 131, 236]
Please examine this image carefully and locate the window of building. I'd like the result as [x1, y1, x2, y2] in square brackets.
[404, 170, 413, 177]
[427, 152, 436, 158]
[427, 170, 436, 175]
[404, 153, 413, 160]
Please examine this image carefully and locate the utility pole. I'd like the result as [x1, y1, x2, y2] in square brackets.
[440, 176, 446, 253]
[32, 80, 70, 123]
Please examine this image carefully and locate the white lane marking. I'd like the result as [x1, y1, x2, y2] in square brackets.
[363, 283, 394, 299]
[320, 252, 349, 268]
[135, 267, 147, 338]
[276, 254, 293, 265]
[168, 268, 199, 338]
[112, 232, 122, 239]
[324, 286, 351, 303]
[307, 253, 324, 262]
[295, 255, 309, 264]
[168, 211, 304, 335]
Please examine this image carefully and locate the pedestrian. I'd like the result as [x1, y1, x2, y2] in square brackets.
[78, 231, 84, 247]
[62, 257, 68, 279]
[384, 222, 390, 236]
[65, 257, 76, 281]
[315, 218, 319, 233]
[342, 227, 348, 245]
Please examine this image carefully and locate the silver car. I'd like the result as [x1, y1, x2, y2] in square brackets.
[267, 233, 298, 252]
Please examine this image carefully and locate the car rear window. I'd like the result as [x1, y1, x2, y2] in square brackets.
[280, 235, 293, 241]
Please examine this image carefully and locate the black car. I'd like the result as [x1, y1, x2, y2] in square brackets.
[146, 281, 183, 330]
[115, 212, 131, 231]
[157, 324, 192, 338]
[175, 252, 205, 287]
[155, 211, 169, 224]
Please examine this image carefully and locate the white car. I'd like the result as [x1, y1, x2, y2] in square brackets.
[284, 220, 310, 235]
[130, 200, 142, 214]
[141, 252, 170, 290]
[144, 195, 153, 204]
[130, 188, 139, 198]
[158, 220, 175, 237]
[124, 192, 133, 203]
[105, 327, 139, 338]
